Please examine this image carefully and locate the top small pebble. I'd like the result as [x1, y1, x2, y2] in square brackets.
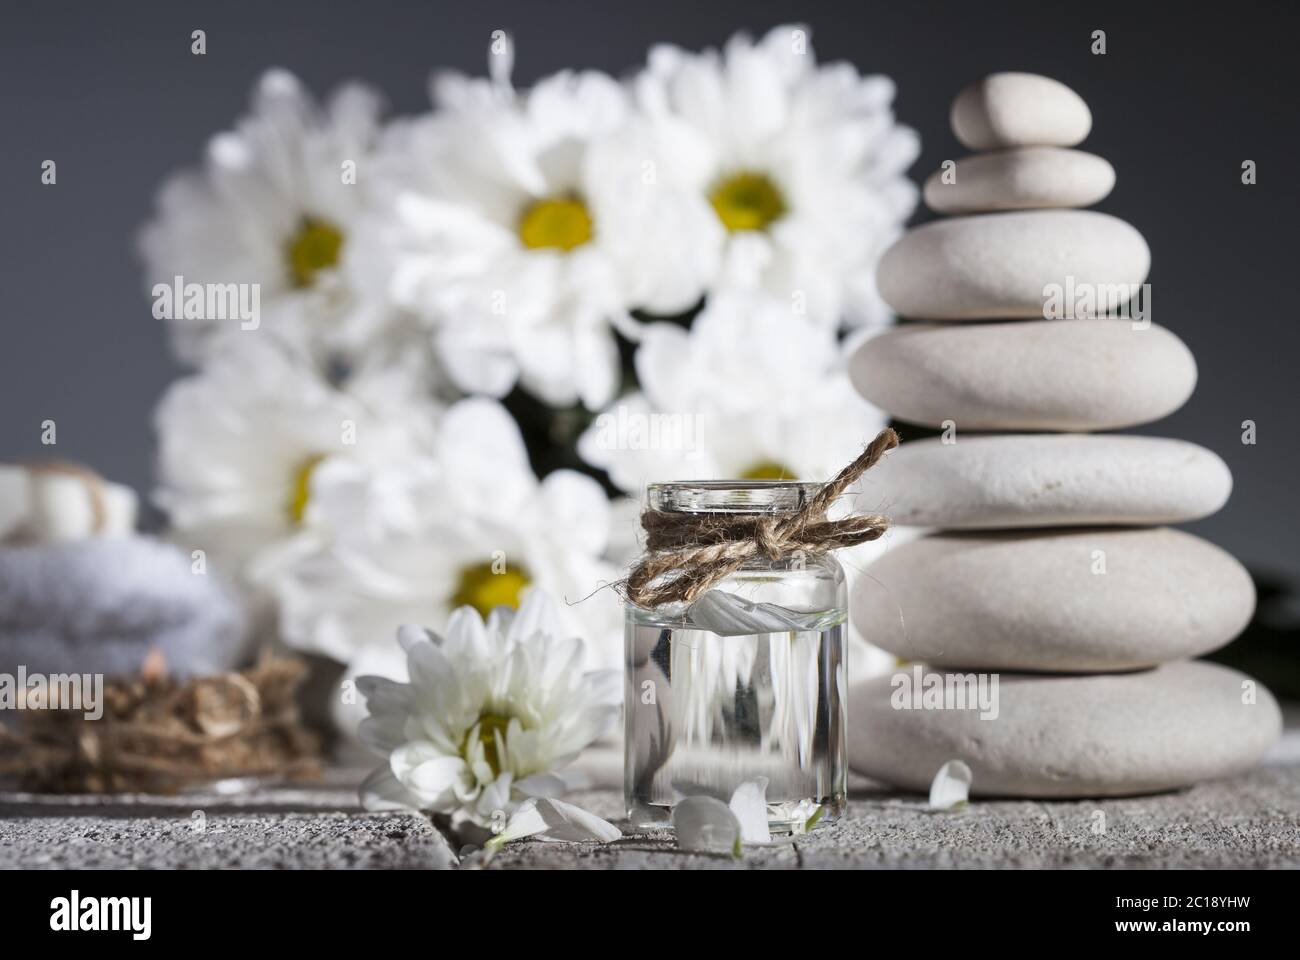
[952, 72, 1092, 150]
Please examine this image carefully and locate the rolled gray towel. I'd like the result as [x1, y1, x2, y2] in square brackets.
[0, 537, 249, 677]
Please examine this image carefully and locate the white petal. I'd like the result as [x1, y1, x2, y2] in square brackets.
[403, 635, 456, 695]
[488, 797, 622, 851]
[355, 673, 412, 712]
[409, 755, 470, 798]
[356, 716, 408, 755]
[359, 764, 423, 812]
[536, 470, 611, 556]
[477, 772, 515, 818]
[507, 590, 565, 648]
[437, 398, 533, 509]
[389, 741, 444, 781]
[728, 778, 771, 844]
[633, 323, 694, 408]
[929, 760, 973, 811]
[396, 624, 433, 652]
[436, 327, 520, 398]
[672, 796, 741, 856]
[444, 605, 491, 661]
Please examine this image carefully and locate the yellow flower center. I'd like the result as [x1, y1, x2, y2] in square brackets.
[740, 461, 797, 480]
[709, 171, 786, 232]
[463, 712, 513, 779]
[450, 561, 531, 619]
[518, 196, 593, 251]
[286, 216, 344, 288]
[288, 455, 325, 525]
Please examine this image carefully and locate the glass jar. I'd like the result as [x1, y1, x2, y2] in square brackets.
[624, 480, 848, 834]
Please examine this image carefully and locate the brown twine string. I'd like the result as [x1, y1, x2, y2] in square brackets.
[626, 428, 899, 608]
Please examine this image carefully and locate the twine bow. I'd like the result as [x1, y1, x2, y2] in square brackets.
[626, 428, 899, 608]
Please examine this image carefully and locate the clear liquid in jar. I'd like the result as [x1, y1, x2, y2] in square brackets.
[624, 607, 847, 833]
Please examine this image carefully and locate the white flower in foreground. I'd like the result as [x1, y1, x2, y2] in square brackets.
[153, 337, 439, 582]
[634, 23, 920, 327]
[140, 68, 388, 363]
[357, 591, 619, 829]
[353, 62, 714, 409]
[580, 291, 886, 491]
[929, 760, 973, 811]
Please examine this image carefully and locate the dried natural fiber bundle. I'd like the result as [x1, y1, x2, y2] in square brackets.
[0, 655, 321, 793]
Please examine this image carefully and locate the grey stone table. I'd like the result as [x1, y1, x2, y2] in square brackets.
[3, 741, 1298, 869]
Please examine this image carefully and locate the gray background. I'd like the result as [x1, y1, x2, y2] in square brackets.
[2, 0, 1297, 580]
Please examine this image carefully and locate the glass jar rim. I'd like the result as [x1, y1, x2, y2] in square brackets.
[646, 480, 823, 515]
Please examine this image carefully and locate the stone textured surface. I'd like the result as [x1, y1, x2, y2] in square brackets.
[951, 72, 1093, 151]
[854, 528, 1255, 671]
[3, 747, 1299, 869]
[860, 434, 1232, 529]
[876, 210, 1148, 319]
[924, 147, 1115, 214]
[850, 320, 1197, 431]
[849, 661, 1281, 797]
[0, 775, 457, 869]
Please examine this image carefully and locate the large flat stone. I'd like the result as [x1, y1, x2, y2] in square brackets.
[854, 527, 1255, 671]
[850, 320, 1197, 431]
[876, 210, 1149, 320]
[860, 434, 1232, 528]
[924, 147, 1115, 214]
[848, 661, 1281, 797]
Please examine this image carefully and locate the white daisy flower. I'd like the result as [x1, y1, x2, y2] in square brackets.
[356, 590, 619, 830]
[634, 23, 920, 327]
[139, 68, 388, 363]
[153, 337, 440, 583]
[578, 291, 885, 491]
[271, 397, 624, 735]
[353, 61, 714, 410]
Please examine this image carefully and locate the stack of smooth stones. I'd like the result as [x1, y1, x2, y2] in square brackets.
[847, 73, 1281, 797]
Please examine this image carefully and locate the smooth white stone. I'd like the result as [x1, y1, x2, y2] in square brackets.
[848, 661, 1281, 797]
[853, 527, 1255, 671]
[849, 320, 1197, 431]
[951, 72, 1092, 150]
[924, 147, 1115, 214]
[860, 434, 1232, 528]
[877, 210, 1150, 320]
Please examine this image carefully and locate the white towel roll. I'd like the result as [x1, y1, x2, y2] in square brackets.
[0, 536, 250, 677]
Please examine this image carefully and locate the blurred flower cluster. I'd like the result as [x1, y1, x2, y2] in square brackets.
[142, 24, 918, 733]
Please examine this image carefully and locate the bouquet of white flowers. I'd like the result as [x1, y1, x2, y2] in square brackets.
[140, 24, 918, 736]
